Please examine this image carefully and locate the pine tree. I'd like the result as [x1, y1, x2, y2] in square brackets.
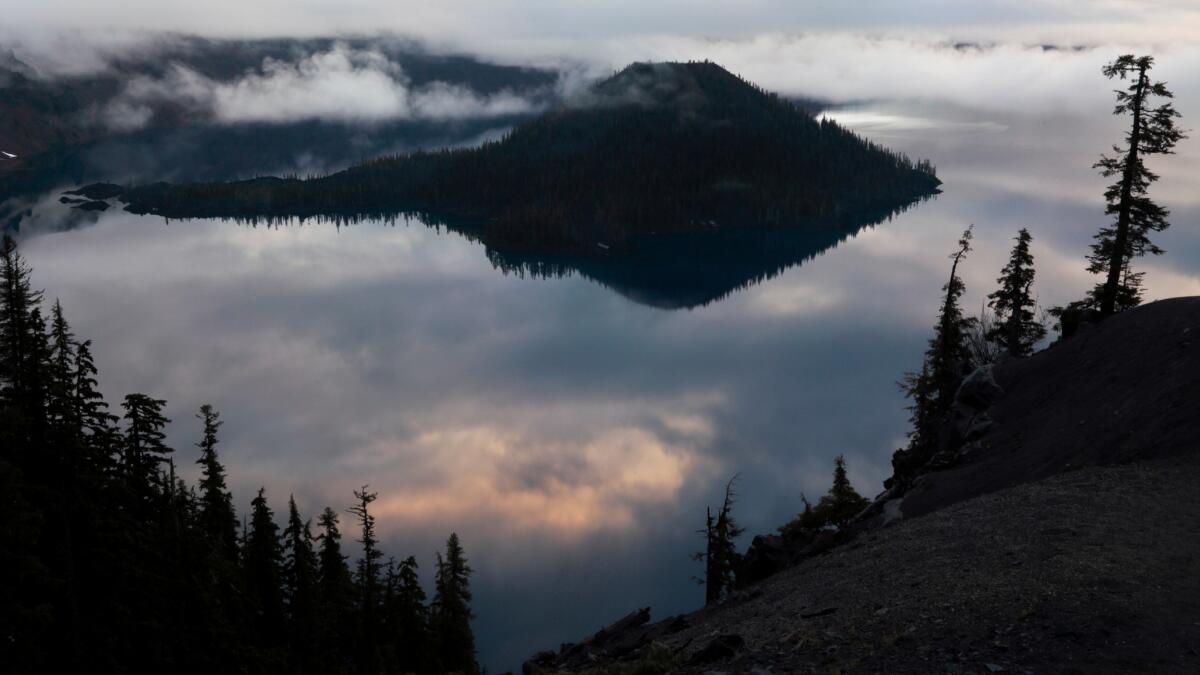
[244, 487, 285, 648]
[195, 404, 238, 556]
[987, 228, 1045, 356]
[783, 456, 872, 532]
[315, 506, 355, 671]
[0, 235, 46, 435]
[45, 300, 77, 440]
[819, 455, 871, 527]
[694, 475, 744, 605]
[349, 486, 383, 674]
[388, 555, 429, 673]
[71, 340, 119, 471]
[1088, 55, 1185, 315]
[891, 227, 975, 487]
[283, 495, 318, 672]
[432, 533, 478, 674]
[120, 393, 172, 501]
[927, 226, 976, 408]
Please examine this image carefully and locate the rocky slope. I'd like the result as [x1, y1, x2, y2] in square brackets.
[525, 297, 1200, 674]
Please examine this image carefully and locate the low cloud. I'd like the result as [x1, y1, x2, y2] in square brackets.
[60, 34, 1200, 134]
[96, 43, 543, 129]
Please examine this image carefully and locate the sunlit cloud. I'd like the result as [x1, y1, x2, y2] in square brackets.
[368, 423, 707, 533]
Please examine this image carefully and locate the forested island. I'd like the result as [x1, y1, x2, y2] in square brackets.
[112, 61, 940, 252]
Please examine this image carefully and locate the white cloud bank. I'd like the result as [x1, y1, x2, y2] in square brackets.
[99, 44, 542, 128]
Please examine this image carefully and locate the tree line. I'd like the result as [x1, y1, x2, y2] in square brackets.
[0, 236, 479, 674]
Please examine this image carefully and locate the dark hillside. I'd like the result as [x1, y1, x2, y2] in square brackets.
[897, 296, 1200, 519]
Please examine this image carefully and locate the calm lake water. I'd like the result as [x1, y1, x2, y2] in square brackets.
[11, 101, 1200, 670]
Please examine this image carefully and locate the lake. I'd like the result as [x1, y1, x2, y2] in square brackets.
[9, 99, 1199, 671]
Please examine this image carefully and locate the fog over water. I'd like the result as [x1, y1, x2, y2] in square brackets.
[12, 92, 1200, 671]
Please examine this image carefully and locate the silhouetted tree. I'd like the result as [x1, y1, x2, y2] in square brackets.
[818, 455, 871, 527]
[694, 475, 744, 605]
[890, 227, 975, 487]
[1, 235, 48, 461]
[1088, 55, 1185, 314]
[386, 555, 429, 673]
[244, 487, 285, 652]
[283, 495, 318, 673]
[987, 228, 1045, 356]
[195, 404, 239, 556]
[349, 485, 383, 673]
[432, 532, 478, 674]
[316, 506, 356, 672]
[71, 340, 119, 470]
[781, 455, 871, 533]
[120, 393, 172, 501]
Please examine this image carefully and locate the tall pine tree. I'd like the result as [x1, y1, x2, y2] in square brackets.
[891, 227, 975, 487]
[195, 404, 238, 556]
[120, 393, 172, 502]
[349, 486, 383, 674]
[694, 475, 744, 605]
[1089, 55, 1185, 314]
[244, 487, 285, 650]
[283, 495, 318, 673]
[432, 533, 478, 675]
[315, 506, 355, 672]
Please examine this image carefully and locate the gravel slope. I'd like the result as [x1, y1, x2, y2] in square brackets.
[656, 456, 1200, 673]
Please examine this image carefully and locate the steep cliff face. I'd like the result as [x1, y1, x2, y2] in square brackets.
[526, 297, 1200, 674]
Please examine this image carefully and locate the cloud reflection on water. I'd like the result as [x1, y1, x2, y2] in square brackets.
[16, 99, 1200, 670]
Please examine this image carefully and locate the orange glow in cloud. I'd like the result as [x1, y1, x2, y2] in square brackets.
[368, 420, 714, 535]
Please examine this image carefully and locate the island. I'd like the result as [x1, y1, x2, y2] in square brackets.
[113, 61, 941, 252]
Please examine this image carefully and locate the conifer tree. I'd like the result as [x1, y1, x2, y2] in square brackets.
[0, 235, 46, 435]
[902, 228, 974, 437]
[388, 555, 429, 673]
[195, 404, 238, 555]
[818, 455, 871, 527]
[71, 340, 118, 469]
[46, 300, 77, 439]
[1089, 55, 1185, 314]
[316, 506, 355, 670]
[986, 228, 1045, 356]
[120, 393, 172, 499]
[891, 227, 975, 487]
[283, 495, 318, 671]
[244, 487, 285, 647]
[694, 475, 744, 605]
[432, 533, 478, 674]
[349, 486, 383, 673]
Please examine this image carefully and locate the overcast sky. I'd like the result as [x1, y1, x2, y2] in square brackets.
[4, 1, 1200, 123]
[4, 1, 1200, 67]
[5, 0, 1200, 45]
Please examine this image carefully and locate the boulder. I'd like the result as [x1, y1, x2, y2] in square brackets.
[955, 364, 1005, 411]
[739, 534, 794, 585]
